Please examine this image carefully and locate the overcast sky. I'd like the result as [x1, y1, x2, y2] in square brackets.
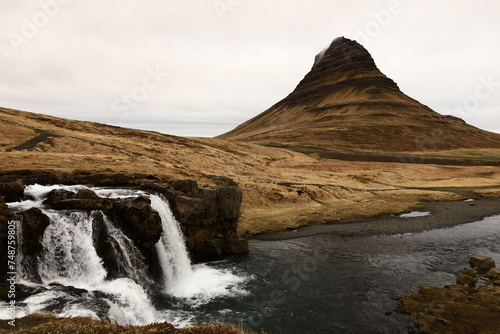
[1, 0, 499, 137]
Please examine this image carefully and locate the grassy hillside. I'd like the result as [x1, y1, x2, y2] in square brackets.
[2, 107, 500, 235]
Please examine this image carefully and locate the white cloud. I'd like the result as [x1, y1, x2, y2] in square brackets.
[1, 0, 499, 137]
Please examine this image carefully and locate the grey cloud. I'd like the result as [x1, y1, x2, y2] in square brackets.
[1, 0, 499, 137]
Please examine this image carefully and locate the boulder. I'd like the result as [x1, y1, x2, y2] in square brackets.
[0, 177, 25, 202]
[75, 189, 100, 200]
[42, 189, 75, 205]
[21, 208, 50, 256]
[485, 268, 500, 278]
[20, 208, 51, 283]
[469, 256, 496, 271]
[485, 268, 500, 286]
[456, 270, 477, 286]
[50, 199, 105, 211]
[108, 196, 163, 263]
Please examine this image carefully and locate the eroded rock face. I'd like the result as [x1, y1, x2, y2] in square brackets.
[154, 178, 248, 263]
[0, 176, 25, 202]
[21, 208, 50, 256]
[20, 208, 51, 283]
[1, 174, 248, 278]
[2, 174, 247, 266]
[109, 196, 163, 263]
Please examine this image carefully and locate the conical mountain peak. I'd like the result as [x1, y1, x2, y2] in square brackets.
[219, 37, 500, 152]
[313, 37, 375, 69]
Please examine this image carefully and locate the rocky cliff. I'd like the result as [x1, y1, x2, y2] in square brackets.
[220, 37, 500, 152]
[0, 172, 248, 282]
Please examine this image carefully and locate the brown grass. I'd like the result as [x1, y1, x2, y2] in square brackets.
[0, 313, 265, 334]
[2, 107, 500, 236]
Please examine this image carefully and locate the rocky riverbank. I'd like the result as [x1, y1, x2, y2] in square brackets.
[398, 256, 500, 334]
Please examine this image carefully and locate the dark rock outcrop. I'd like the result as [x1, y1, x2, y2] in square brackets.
[156, 178, 248, 263]
[18, 208, 51, 282]
[21, 208, 50, 257]
[45, 192, 162, 267]
[1, 172, 248, 273]
[0, 176, 25, 202]
[42, 189, 75, 205]
[109, 196, 163, 263]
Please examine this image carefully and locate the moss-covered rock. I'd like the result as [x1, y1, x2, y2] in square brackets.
[455, 268, 478, 286]
[469, 256, 496, 271]
[399, 260, 500, 333]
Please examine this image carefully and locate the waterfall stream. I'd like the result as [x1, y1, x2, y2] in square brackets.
[1, 185, 249, 326]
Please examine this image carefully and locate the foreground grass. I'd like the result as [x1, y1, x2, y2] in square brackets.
[0, 314, 264, 334]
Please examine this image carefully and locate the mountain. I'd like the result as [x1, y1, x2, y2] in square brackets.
[219, 37, 500, 152]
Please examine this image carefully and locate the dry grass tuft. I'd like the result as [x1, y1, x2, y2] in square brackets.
[0, 314, 266, 334]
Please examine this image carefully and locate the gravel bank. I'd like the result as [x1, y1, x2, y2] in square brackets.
[254, 198, 500, 241]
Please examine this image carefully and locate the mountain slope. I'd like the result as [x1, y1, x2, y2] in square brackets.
[219, 37, 500, 152]
[2, 106, 500, 237]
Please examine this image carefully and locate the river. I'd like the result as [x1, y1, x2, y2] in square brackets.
[2, 185, 500, 333]
[171, 214, 500, 333]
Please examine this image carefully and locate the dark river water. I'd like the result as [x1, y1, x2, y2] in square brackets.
[5, 185, 500, 333]
[165, 214, 500, 334]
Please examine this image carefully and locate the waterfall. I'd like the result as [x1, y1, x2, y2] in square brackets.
[34, 209, 156, 325]
[1, 184, 248, 327]
[150, 195, 248, 302]
[150, 195, 193, 293]
[100, 212, 152, 287]
[39, 210, 107, 287]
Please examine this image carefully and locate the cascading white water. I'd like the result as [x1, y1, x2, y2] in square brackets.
[100, 212, 152, 287]
[39, 210, 107, 286]
[150, 194, 248, 302]
[1, 184, 249, 327]
[34, 208, 156, 325]
[150, 195, 193, 293]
